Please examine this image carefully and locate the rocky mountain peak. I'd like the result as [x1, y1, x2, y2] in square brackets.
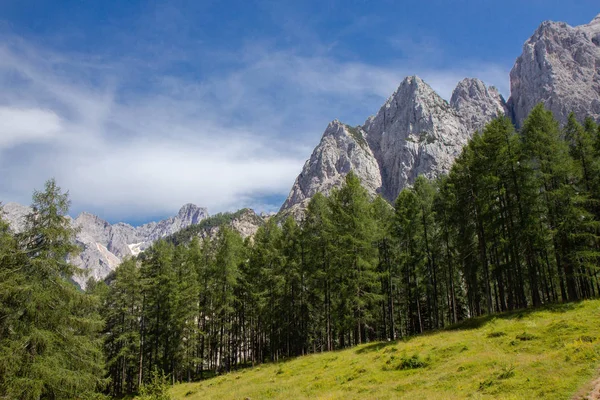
[581, 14, 600, 45]
[177, 203, 209, 225]
[363, 76, 468, 201]
[1, 202, 210, 288]
[75, 212, 111, 228]
[451, 78, 508, 133]
[451, 78, 500, 105]
[381, 76, 443, 110]
[279, 118, 381, 216]
[281, 73, 511, 213]
[508, 15, 600, 127]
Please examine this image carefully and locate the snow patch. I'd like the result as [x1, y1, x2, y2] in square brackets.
[128, 242, 145, 256]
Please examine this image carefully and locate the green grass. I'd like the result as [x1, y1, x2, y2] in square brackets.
[169, 300, 600, 399]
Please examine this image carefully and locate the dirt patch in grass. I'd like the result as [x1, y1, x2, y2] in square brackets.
[573, 372, 600, 400]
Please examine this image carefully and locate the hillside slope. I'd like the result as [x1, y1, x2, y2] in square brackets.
[170, 300, 600, 400]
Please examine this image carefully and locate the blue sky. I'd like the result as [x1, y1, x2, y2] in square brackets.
[0, 1, 598, 225]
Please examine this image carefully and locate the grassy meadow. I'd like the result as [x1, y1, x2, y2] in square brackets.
[168, 300, 600, 399]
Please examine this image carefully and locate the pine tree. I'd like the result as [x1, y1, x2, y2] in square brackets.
[301, 193, 334, 351]
[102, 258, 142, 396]
[371, 196, 396, 339]
[328, 172, 379, 345]
[0, 179, 105, 399]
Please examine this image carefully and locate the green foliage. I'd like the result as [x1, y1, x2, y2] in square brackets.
[139, 368, 171, 400]
[0, 180, 106, 399]
[169, 299, 600, 399]
[396, 354, 428, 370]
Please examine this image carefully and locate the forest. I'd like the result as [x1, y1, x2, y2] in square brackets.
[1, 104, 600, 399]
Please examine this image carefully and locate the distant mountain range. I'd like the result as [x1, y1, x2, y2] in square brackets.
[3, 13, 599, 286]
[3, 202, 266, 288]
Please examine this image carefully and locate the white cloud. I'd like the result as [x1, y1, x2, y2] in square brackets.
[0, 107, 62, 149]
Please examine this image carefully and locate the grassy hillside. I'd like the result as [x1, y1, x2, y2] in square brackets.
[169, 300, 600, 399]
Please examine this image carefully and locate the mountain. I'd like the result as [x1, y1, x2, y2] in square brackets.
[2, 202, 209, 288]
[280, 120, 382, 217]
[281, 76, 506, 213]
[364, 76, 506, 202]
[164, 208, 265, 246]
[508, 14, 600, 127]
[281, 13, 600, 215]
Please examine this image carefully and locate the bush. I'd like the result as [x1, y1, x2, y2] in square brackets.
[397, 354, 428, 370]
[139, 368, 171, 400]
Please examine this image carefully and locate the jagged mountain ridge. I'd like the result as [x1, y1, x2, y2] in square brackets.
[279, 120, 382, 215]
[280, 13, 600, 215]
[281, 76, 507, 214]
[3, 202, 209, 288]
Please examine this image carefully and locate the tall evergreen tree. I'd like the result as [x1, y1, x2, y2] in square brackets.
[0, 180, 105, 399]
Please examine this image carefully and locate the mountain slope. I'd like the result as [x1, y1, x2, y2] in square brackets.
[170, 300, 600, 400]
[364, 76, 506, 202]
[164, 208, 265, 246]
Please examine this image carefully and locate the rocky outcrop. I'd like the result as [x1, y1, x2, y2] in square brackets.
[2, 202, 30, 233]
[366, 76, 478, 201]
[230, 209, 264, 239]
[135, 203, 208, 244]
[2, 202, 209, 288]
[508, 14, 600, 126]
[451, 78, 508, 134]
[281, 76, 506, 213]
[280, 120, 382, 216]
[201, 208, 265, 240]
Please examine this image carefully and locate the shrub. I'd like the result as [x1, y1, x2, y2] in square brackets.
[139, 368, 171, 400]
[397, 354, 428, 370]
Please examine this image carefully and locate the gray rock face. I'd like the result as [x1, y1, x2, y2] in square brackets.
[203, 209, 265, 240]
[365, 76, 482, 201]
[281, 76, 506, 212]
[280, 120, 382, 216]
[508, 14, 600, 127]
[282, 13, 600, 214]
[451, 78, 508, 134]
[230, 209, 264, 239]
[2, 202, 209, 288]
[2, 202, 30, 233]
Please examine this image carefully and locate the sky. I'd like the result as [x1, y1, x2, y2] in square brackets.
[0, 0, 598, 225]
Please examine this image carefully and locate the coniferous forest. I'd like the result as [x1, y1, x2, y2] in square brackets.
[1, 105, 600, 398]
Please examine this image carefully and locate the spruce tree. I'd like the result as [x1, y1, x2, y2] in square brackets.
[0, 179, 105, 399]
[328, 172, 379, 345]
